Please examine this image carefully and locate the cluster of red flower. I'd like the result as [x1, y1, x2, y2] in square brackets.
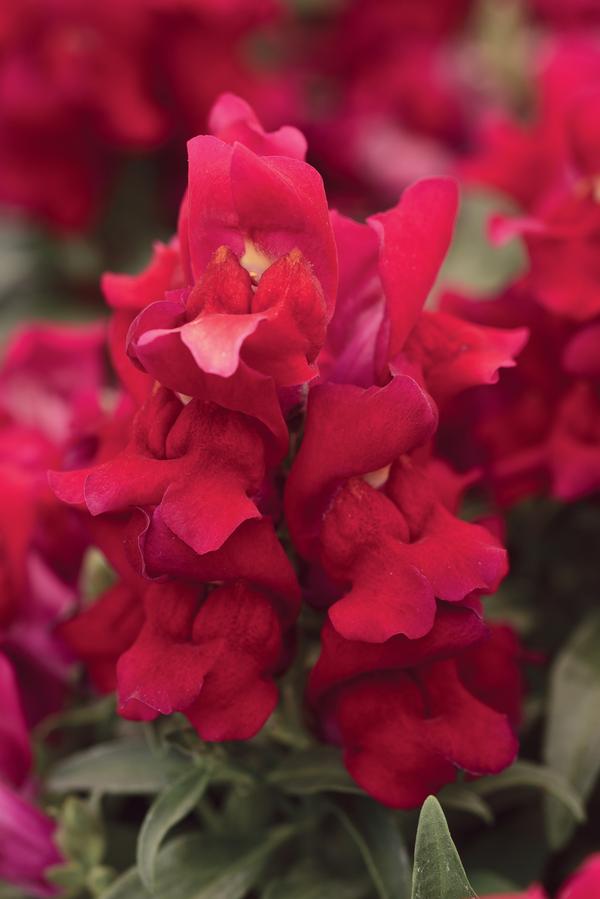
[43, 95, 525, 810]
[0, 0, 282, 228]
[445, 37, 600, 504]
[5, 0, 600, 231]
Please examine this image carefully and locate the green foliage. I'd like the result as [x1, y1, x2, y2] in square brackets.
[411, 797, 477, 899]
[544, 611, 600, 848]
[469, 761, 585, 825]
[48, 740, 188, 795]
[267, 747, 362, 796]
[101, 826, 300, 899]
[47, 797, 116, 898]
[438, 188, 526, 297]
[79, 549, 118, 604]
[438, 785, 494, 825]
[263, 861, 371, 899]
[328, 798, 411, 899]
[137, 766, 212, 890]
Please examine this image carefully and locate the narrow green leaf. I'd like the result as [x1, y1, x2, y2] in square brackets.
[35, 695, 116, 740]
[469, 761, 585, 825]
[101, 826, 298, 899]
[544, 611, 600, 848]
[329, 798, 411, 899]
[438, 785, 494, 825]
[267, 747, 362, 796]
[264, 864, 370, 899]
[411, 796, 477, 899]
[137, 767, 211, 891]
[461, 805, 548, 891]
[469, 871, 520, 895]
[48, 741, 187, 795]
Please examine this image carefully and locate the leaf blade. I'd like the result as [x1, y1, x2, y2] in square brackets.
[137, 767, 211, 891]
[411, 796, 477, 899]
[329, 798, 411, 899]
[544, 611, 600, 848]
[48, 741, 187, 795]
[101, 826, 298, 899]
[470, 761, 585, 825]
[267, 747, 363, 796]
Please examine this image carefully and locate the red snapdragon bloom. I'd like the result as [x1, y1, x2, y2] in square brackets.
[465, 39, 600, 323]
[117, 579, 290, 739]
[0, 0, 162, 228]
[59, 506, 300, 739]
[308, 606, 520, 808]
[0, 3, 282, 229]
[287, 176, 520, 642]
[320, 180, 527, 399]
[463, 39, 600, 211]
[320, 459, 507, 642]
[51, 387, 271, 556]
[529, 0, 600, 29]
[103, 94, 336, 452]
[438, 289, 600, 504]
[560, 855, 600, 899]
[286, 0, 476, 206]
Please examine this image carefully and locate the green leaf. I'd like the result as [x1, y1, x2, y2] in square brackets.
[439, 189, 526, 296]
[438, 784, 494, 825]
[469, 871, 520, 895]
[264, 863, 371, 899]
[46, 861, 88, 892]
[0, 887, 31, 899]
[544, 611, 600, 848]
[411, 796, 477, 899]
[55, 796, 105, 867]
[87, 865, 117, 896]
[101, 825, 298, 899]
[35, 694, 116, 740]
[469, 760, 585, 826]
[48, 740, 187, 795]
[461, 804, 548, 891]
[267, 747, 363, 796]
[138, 766, 211, 891]
[79, 547, 118, 602]
[329, 798, 411, 899]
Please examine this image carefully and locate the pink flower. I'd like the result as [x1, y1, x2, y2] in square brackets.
[0, 322, 106, 724]
[0, 653, 62, 896]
